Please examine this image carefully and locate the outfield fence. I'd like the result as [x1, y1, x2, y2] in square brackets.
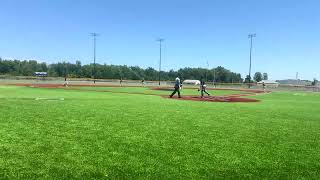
[0, 75, 319, 92]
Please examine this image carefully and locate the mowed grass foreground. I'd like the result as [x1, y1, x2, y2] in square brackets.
[0, 86, 320, 179]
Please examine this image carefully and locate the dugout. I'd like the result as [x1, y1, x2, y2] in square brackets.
[257, 80, 279, 88]
[183, 79, 201, 85]
[34, 72, 48, 80]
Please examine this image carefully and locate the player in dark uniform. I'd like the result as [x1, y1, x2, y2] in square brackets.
[64, 76, 69, 87]
[120, 78, 123, 86]
[199, 77, 210, 98]
[170, 77, 182, 98]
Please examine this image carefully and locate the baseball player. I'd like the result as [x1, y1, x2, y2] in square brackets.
[170, 77, 182, 98]
[64, 76, 69, 87]
[199, 77, 210, 98]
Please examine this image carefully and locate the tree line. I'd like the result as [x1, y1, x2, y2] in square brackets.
[0, 58, 250, 83]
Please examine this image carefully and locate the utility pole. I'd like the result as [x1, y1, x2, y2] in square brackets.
[248, 33, 256, 88]
[91, 33, 99, 84]
[64, 62, 67, 86]
[157, 38, 164, 86]
[213, 65, 216, 87]
[206, 60, 209, 82]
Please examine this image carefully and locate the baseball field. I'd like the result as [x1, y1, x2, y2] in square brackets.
[1, 84, 320, 179]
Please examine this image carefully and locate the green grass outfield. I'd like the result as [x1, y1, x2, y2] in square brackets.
[0, 85, 320, 179]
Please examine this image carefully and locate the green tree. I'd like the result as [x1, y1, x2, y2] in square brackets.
[254, 72, 262, 82]
[263, 73, 268, 80]
[244, 75, 251, 83]
[0, 59, 244, 82]
[312, 78, 318, 86]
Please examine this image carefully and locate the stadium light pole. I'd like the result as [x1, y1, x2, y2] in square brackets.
[213, 67, 216, 87]
[157, 38, 164, 86]
[206, 60, 209, 82]
[91, 33, 99, 84]
[248, 33, 256, 88]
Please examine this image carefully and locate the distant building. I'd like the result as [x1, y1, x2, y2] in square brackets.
[257, 80, 279, 87]
[276, 79, 311, 86]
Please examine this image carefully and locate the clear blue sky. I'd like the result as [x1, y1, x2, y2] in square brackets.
[0, 0, 319, 80]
